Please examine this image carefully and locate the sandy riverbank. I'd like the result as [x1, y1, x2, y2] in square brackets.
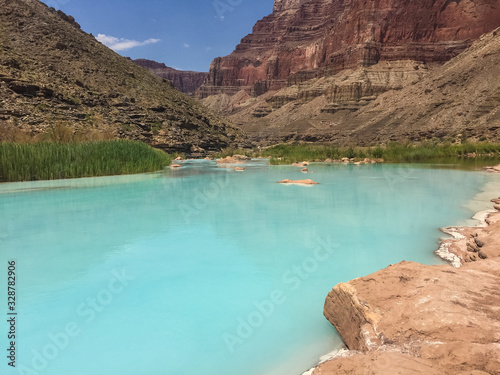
[303, 174, 500, 374]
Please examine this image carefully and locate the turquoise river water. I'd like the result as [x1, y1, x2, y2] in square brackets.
[1, 160, 499, 375]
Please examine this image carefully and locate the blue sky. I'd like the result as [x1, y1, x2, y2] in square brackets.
[42, 0, 273, 71]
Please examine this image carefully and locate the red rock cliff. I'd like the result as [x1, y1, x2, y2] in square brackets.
[197, 0, 500, 98]
[133, 59, 207, 96]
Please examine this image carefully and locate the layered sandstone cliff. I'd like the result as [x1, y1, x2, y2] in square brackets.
[198, 0, 500, 99]
[203, 26, 500, 145]
[312, 201, 500, 374]
[132, 59, 207, 96]
[199, 0, 500, 145]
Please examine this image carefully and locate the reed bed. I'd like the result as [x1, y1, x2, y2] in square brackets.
[0, 140, 172, 182]
[258, 142, 500, 164]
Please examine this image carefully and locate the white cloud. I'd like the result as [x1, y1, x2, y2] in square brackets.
[183, 43, 190, 48]
[96, 34, 160, 51]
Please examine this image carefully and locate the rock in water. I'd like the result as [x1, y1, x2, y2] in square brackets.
[217, 154, 251, 164]
[278, 179, 318, 184]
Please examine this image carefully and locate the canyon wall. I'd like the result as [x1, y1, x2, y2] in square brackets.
[198, 0, 500, 99]
[202, 26, 500, 146]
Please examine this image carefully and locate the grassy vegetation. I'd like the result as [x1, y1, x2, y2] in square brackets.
[0, 140, 173, 182]
[4, 136, 500, 183]
[218, 141, 500, 165]
[370, 142, 500, 162]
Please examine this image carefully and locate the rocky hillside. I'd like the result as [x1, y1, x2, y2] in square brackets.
[132, 59, 207, 96]
[0, 0, 245, 154]
[199, 0, 500, 144]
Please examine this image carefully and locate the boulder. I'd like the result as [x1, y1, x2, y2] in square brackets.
[318, 258, 500, 374]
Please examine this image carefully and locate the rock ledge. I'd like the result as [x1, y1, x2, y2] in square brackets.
[313, 201, 500, 374]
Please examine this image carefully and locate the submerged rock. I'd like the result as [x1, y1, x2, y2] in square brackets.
[484, 164, 500, 173]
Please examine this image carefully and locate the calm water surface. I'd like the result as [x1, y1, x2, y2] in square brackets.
[0, 160, 498, 375]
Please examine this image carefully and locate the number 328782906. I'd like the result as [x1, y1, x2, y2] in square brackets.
[7, 260, 16, 311]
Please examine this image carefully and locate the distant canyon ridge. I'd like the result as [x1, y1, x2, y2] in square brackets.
[131, 59, 206, 96]
[148, 0, 500, 145]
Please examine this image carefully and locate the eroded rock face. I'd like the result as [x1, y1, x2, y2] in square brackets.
[198, 0, 500, 99]
[132, 59, 207, 96]
[319, 258, 500, 373]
